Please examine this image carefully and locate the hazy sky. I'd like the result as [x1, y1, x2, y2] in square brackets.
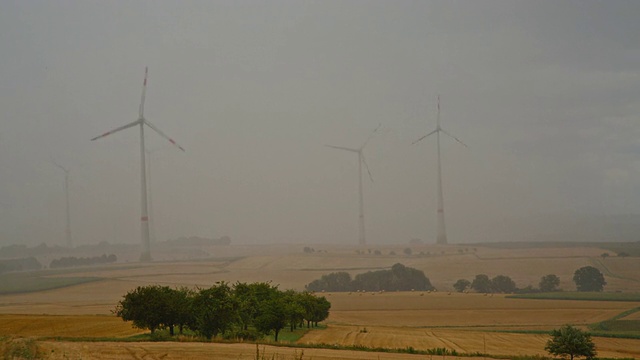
[1, 0, 639, 247]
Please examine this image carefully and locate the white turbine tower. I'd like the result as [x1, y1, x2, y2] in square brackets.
[52, 161, 72, 248]
[326, 125, 380, 246]
[91, 67, 185, 261]
[413, 96, 467, 244]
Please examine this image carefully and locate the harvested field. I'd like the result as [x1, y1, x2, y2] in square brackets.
[298, 325, 640, 358]
[325, 292, 636, 328]
[31, 341, 493, 360]
[0, 314, 142, 337]
[1, 243, 639, 358]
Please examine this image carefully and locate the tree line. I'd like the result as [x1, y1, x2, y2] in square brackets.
[114, 281, 330, 342]
[453, 266, 607, 294]
[306, 263, 435, 292]
[50, 254, 117, 269]
[305, 263, 607, 294]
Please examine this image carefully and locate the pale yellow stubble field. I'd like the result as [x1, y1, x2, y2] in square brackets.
[1, 244, 639, 359]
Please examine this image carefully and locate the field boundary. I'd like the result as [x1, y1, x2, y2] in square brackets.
[506, 292, 640, 302]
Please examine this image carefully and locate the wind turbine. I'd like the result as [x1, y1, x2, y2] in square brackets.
[413, 96, 467, 244]
[52, 160, 72, 248]
[326, 125, 380, 246]
[91, 67, 185, 261]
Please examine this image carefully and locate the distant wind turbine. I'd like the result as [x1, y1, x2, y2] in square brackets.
[326, 125, 381, 246]
[91, 67, 185, 261]
[413, 96, 467, 244]
[51, 160, 72, 248]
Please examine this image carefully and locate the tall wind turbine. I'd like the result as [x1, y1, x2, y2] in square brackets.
[91, 67, 185, 261]
[413, 96, 467, 244]
[326, 125, 380, 246]
[52, 161, 72, 248]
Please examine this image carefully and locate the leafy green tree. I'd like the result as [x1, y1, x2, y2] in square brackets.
[545, 325, 596, 360]
[254, 289, 287, 341]
[114, 285, 168, 333]
[167, 286, 195, 335]
[573, 266, 606, 292]
[453, 279, 470, 293]
[312, 296, 331, 327]
[192, 282, 237, 339]
[491, 275, 516, 293]
[282, 290, 305, 332]
[539, 274, 560, 292]
[471, 274, 492, 293]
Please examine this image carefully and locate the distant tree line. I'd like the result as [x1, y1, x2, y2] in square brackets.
[0, 257, 41, 274]
[50, 254, 117, 269]
[305, 263, 435, 292]
[114, 281, 330, 342]
[453, 266, 606, 294]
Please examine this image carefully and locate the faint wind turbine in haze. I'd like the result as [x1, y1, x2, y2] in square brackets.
[91, 67, 185, 261]
[413, 96, 467, 245]
[326, 124, 381, 246]
[51, 160, 72, 248]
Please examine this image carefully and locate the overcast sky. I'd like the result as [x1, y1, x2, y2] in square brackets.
[1, 0, 639, 247]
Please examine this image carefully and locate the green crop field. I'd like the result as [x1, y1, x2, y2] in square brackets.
[0, 273, 102, 294]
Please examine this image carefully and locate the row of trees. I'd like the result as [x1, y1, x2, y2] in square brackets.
[0, 257, 41, 274]
[305, 263, 434, 292]
[453, 274, 518, 293]
[453, 266, 607, 294]
[49, 254, 117, 268]
[114, 282, 330, 341]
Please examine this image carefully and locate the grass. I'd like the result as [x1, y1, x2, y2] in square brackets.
[267, 325, 324, 343]
[0, 272, 102, 294]
[588, 306, 640, 336]
[506, 291, 640, 302]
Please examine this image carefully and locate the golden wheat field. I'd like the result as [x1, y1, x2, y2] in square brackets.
[1, 243, 639, 359]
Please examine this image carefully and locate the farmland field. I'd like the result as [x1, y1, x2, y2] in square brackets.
[1, 242, 639, 359]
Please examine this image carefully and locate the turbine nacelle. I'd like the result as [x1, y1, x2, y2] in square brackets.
[90, 67, 184, 261]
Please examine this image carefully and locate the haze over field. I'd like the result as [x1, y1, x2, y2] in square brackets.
[1, 1, 640, 247]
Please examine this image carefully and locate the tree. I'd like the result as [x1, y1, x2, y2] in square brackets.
[600, 252, 609, 260]
[545, 325, 596, 360]
[191, 282, 237, 339]
[618, 251, 630, 258]
[491, 275, 516, 293]
[254, 289, 287, 341]
[573, 266, 606, 292]
[453, 279, 470, 293]
[471, 274, 492, 293]
[403, 247, 412, 256]
[539, 274, 560, 292]
[114, 285, 169, 334]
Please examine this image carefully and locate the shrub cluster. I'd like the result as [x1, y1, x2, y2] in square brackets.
[305, 263, 434, 292]
[114, 282, 330, 342]
[49, 254, 117, 269]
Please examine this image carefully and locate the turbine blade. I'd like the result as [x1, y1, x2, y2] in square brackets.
[139, 66, 148, 119]
[50, 157, 69, 173]
[325, 145, 359, 152]
[361, 153, 374, 183]
[91, 119, 141, 141]
[441, 129, 468, 148]
[144, 120, 186, 152]
[411, 129, 438, 145]
[360, 123, 382, 149]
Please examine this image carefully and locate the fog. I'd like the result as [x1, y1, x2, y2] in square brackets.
[1, 1, 639, 247]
